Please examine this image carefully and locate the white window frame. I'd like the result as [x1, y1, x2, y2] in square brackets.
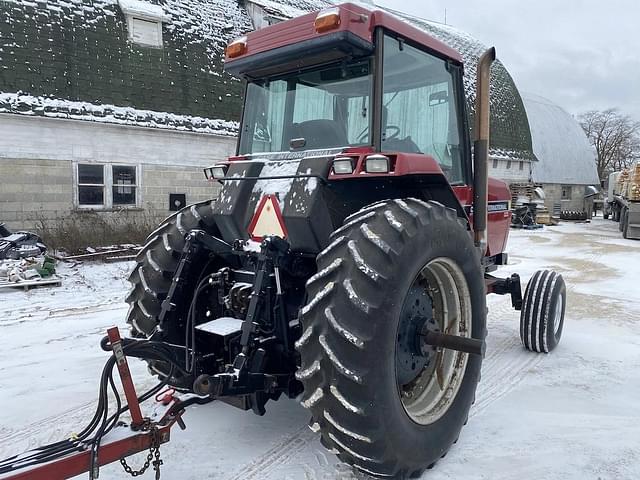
[118, 0, 167, 48]
[74, 163, 142, 210]
[125, 16, 164, 48]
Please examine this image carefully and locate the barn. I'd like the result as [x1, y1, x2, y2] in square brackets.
[0, 0, 597, 235]
[522, 92, 599, 212]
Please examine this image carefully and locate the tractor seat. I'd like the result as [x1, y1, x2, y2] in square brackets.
[288, 120, 348, 150]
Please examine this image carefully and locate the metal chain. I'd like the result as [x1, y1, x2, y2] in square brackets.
[119, 426, 162, 478]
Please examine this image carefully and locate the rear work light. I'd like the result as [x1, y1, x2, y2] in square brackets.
[314, 7, 340, 33]
[226, 36, 247, 58]
[332, 157, 354, 174]
[365, 154, 390, 173]
[205, 164, 228, 180]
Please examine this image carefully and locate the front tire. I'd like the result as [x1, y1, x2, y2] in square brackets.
[520, 270, 566, 353]
[296, 199, 486, 478]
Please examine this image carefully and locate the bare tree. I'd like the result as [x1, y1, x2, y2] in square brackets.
[579, 109, 640, 181]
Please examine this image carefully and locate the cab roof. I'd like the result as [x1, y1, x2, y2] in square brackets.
[224, 2, 463, 78]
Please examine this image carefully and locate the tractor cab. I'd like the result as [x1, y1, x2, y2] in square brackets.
[225, 4, 469, 184]
[213, 3, 510, 259]
[233, 30, 469, 187]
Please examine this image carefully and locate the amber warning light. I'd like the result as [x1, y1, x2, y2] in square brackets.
[226, 36, 247, 58]
[314, 7, 341, 33]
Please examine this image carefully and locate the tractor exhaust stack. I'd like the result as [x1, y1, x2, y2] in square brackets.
[473, 47, 496, 254]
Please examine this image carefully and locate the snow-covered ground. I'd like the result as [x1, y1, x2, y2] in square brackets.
[1, 217, 639, 479]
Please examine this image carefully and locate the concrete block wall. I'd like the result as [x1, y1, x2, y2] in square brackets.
[142, 164, 220, 218]
[0, 114, 234, 231]
[540, 183, 587, 212]
[0, 159, 74, 227]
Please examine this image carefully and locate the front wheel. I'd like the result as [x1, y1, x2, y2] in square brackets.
[520, 270, 566, 353]
[296, 199, 486, 478]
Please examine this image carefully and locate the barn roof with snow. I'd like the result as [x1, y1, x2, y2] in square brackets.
[522, 93, 599, 186]
[0, 0, 533, 161]
[0, 0, 255, 136]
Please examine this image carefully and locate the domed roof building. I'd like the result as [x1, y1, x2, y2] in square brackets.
[522, 92, 599, 212]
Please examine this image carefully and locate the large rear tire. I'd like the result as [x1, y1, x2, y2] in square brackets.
[296, 198, 486, 478]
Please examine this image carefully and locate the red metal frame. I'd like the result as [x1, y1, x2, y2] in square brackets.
[0, 327, 185, 480]
[1, 422, 175, 480]
[107, 326, 143, 428]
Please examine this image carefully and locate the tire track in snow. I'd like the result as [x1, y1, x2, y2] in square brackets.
[472, 334, 543, 418]
[0, 401, 97, 457]
[1, 302, 126, 327]
[225, 425, 316, 480]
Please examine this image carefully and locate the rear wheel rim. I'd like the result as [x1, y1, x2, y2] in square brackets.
[396, 257, 472, 425]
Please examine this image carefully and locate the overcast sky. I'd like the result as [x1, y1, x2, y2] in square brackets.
[375, 0, 640, 122]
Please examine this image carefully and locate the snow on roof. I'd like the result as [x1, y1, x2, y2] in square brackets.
[522, 92, 599, 186]
[0, 92, 238, 137]
[0, 0, 253, 132]
[246, 0, 327, 19]
[117, 0, 167, 21]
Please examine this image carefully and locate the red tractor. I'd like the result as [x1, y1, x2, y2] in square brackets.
[125, 4, 567, 478]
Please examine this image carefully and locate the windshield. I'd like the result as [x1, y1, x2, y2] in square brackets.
[239, 59, 372, 154]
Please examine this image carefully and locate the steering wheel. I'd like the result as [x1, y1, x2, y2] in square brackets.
[384, 125, 401, 140]
[357, 125, 402, 143]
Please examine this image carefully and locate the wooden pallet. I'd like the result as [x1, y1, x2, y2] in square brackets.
[0, 275, 62, 291]
[510, 183, 543, 205]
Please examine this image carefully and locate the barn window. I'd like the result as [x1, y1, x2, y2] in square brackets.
[506, 160, 512, 169]
[112, 165, 138, 205]
[118, 0, 167, 48]
[561, 185, 572, 200]
[77, 164, 105, 206]
[492, 159, 498, 168]
[75, 163, 141, 209]
[519, 161, 524, 170]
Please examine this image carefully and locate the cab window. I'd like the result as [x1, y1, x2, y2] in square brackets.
[382, 35, 465, 184]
